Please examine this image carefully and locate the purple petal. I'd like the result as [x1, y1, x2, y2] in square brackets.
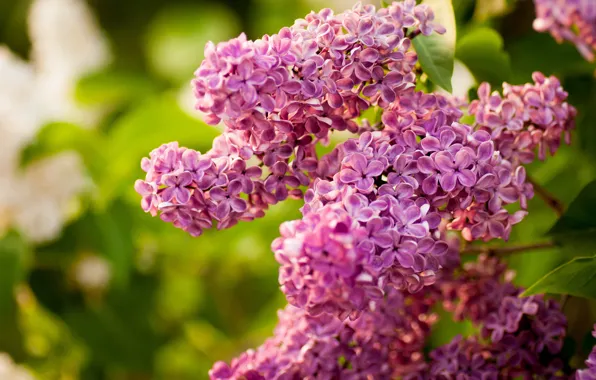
[366, 160, 385, 177]
[381, 86, 396, 103]
[434, 152, 454, 173]
[454, 150, 472, 169]
[356, 177, 374, 192]
[161, 187, 175, 203]
[422, 175, 438, 195]
[421, 136, 441, 152]
[477, 141, 495, 161]
[215, 201, 231, 220]
[339, 168, 361, 183]
[457, 169, 477, 187]
[230, 198, 248, 212]
[383, 71, 403, 86]
[439, 173, 457, 192]
[417, 156, 435, 173]
[360, 48, 379, 62]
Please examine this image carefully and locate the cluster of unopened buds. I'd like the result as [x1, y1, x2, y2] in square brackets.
[134, 1, 592, 378]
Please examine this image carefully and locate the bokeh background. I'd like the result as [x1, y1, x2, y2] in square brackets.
[0, 0, 595, 378]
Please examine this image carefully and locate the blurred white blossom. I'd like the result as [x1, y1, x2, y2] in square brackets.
[0, 353, 36, 380]
[73, 254, 112, 291]
[0, 0, 110, 242]
[29, 0, 111, 127]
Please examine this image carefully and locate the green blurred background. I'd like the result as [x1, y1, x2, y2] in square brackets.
[0, 0, 596, 378]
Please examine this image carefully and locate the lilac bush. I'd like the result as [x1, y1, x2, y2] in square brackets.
[133, 1, 596, 378]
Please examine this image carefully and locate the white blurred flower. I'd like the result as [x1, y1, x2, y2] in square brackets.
[0, 0, 109, 243]
[0, 353, 36, 380]
[10, 153, 88, 243]
[0, 48, 42, 170]
[73, 254, 112, 291]
[29, 0, 111, 127]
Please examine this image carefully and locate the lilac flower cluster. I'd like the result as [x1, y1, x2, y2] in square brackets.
[470, 72, 576, 164]
[132, 1, 586, 377]
[212, 255, 574, 379]
[533, 0, 596, 61]
[193, 1, 445, 141]
[274, 82, 571, 316]
[424, 255, 568, 378]
[209, 288, 436, 380]
[135, 1, 447, 236]
[135, 0, 576, 249]
[577, 325, 596, 379]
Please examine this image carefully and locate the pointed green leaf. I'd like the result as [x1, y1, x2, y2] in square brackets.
[412, 0, 456, 92]
[522, 255, 596, 299]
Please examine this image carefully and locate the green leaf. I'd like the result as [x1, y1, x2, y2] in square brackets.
[521, 255, 596, 299]
[412, 0, 456, 92]
[97, 94, 219, 207]
[20, 122, 107, 181]
[549, 180, 596, 242]
[456, 27, 511, 86]
[75, 69, 159, 107]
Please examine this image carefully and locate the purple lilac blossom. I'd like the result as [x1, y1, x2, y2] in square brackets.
[135, 1, 447, 236]
[469, 72, 577, 163]
[286, 115, 531, 314]
[424, 254, 569, 379]
[209, 288, 436, 380]
[533, 0, 596, 61]
[576, 325, 596, 379]
[131, 1, 585, 377]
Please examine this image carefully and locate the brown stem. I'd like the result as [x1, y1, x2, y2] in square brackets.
[461, 241, 556, 256]
[407, 29, 421, 39]
[527, 176, 565, 217]
[560, 294, 571, 309]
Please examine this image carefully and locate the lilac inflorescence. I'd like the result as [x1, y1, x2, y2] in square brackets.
[209, 288, 436, 380]
[423, 255, 568, 379]
[533, 0, 596, 61]
[135, 1, 447, 237]
[470, 72, 576, 163]
[274, 73, 577, 315]
[133, 1, 583, 376]
[213, 255, 573, 379]
[135, 1, 575, 247]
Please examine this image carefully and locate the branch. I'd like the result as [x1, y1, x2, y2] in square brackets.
[461, 241, 556, 256]
[560, 294, 570, 310]
[527, 176, 565, 217]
